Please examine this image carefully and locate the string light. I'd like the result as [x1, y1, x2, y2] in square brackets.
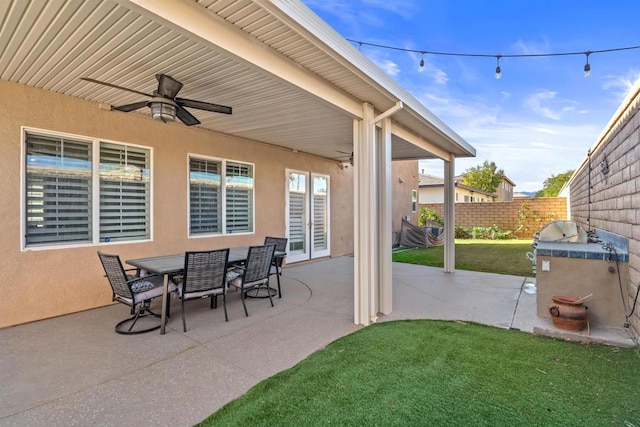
[346, 39, 640, 78]
[584, 51, 591, 78]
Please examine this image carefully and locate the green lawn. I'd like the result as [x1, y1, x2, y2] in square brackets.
[201, 320, 640, 426]
[392, 239, 534, 276]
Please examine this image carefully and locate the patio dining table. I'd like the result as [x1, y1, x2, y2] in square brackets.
[126, 247, 284, 334]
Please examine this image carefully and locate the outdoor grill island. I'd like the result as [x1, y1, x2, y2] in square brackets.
[533, 221, 629, 331]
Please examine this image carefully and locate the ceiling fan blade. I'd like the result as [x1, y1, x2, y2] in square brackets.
[112, 101, 149, 112]
[156, 74, 183, 99]
[176, 105, 201, 126]
[80, 77, 151, 97]
[176, 97, 232, 114]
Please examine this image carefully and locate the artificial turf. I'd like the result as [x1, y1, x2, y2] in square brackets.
[200, 320, 640, 426]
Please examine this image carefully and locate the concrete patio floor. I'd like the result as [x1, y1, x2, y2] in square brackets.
[1, 257, 635, 426]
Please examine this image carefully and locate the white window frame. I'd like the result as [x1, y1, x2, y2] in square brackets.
[187, 153, 255, 238]
[411, 189, 418, 213]
[20, 127, 153, 251]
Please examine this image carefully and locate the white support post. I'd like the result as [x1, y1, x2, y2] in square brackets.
[378, 117, 393, 315]
[353, 103, 377, 325]
[444, 155, 456, 272]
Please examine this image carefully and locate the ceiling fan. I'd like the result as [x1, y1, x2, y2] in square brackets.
[80, 74, 232, 126]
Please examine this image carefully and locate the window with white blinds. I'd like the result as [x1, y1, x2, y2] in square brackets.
[99, 143, 150, 242]
[25, 134, 92, 246]
[189, 158, 222, 234]
[23, 130, 151, 248]
[226, 161, 253, 233]
[188, 157, 253, 236]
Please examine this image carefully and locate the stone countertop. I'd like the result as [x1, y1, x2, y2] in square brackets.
[535, 240, 628, 262]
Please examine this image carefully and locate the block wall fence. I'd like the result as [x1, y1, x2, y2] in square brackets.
[567, 86, 640, 340]
[419, 197, 567, 240]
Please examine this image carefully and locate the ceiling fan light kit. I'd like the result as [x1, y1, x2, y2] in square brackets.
[148, 97, 177, 123]
[80, 73, 232, 126]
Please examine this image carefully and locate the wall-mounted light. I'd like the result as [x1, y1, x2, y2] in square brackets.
[148, 97, 177, 123]
[600, 155, 609, 175]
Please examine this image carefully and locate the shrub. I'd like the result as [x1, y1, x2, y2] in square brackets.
[517, 203, 557, 234]
[418, 208, 444, 227]
[457, 225, 513, 240]
[455, 226, 472, 239]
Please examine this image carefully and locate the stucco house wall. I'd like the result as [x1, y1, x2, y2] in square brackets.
[418, 175, 497, 204]
[495, 176, 515, 202]
[419, 185, 494, 203]
[566, 85, 640, 340]
[392, 160, 420, 228]
[0, 81, 362, 328]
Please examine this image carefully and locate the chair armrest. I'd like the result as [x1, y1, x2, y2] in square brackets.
[125, 273, 163, 285]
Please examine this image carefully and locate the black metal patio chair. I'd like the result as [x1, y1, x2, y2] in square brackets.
[98, 251, 176, 335]
[227, 244, 276, 316]
[264, 236, 288, 298]
[173, 248, 238, 332]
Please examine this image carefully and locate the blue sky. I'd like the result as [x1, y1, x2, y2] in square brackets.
[303, 0, 640, 192]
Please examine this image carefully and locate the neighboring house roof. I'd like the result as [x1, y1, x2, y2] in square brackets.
[418, 174, 445, 186]
[501, 175, 517, 186]
[418, 175, 497, 198]
[0, 0, 475, 163]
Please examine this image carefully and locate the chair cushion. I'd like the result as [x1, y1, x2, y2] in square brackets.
[131, 280, 157, 293]
[131, 282, 177, 305]
[226, 270, 240, 282]
[229, 277, 268, 289]
[174, 273, 238, 299]
[179, 286, 224, 300]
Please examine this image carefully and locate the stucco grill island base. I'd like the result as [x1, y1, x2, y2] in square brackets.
[536, 247, 629, 330]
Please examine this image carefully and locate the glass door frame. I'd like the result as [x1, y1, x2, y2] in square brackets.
[310, 172, 330, 259]
[285, 169, 330, 263]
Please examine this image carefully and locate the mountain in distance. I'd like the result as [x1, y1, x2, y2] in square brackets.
[515, 191, 538, 197]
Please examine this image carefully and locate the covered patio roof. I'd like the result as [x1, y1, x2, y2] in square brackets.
[0, 0, 474, 162]
[1, 0, 475, 326]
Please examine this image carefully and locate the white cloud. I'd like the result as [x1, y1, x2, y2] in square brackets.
[303, 0, 417, 32]
[361, 0, 419, 20]
[524, 90, 578, 120]
[421, 62, 448, 85]
[602, 68, 640, 101]
[415, 88, 598, 191]
[511, 37, 552, 55]
[376, 59, 401, 76]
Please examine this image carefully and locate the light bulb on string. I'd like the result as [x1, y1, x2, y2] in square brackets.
[345, 38, 640, 79]
[584, 51, 591, 78]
